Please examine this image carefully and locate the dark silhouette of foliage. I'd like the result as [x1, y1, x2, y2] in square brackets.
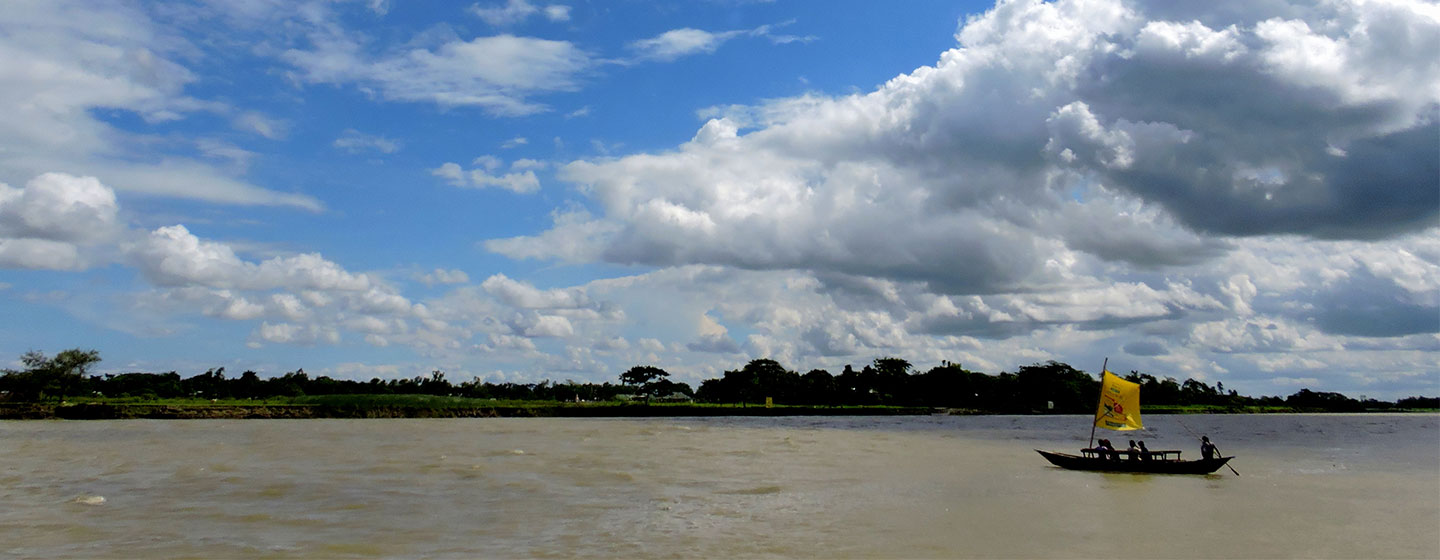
[1284, 388, 1365, 412]
[619, 365, 687, 397]
[1124, 371, 1183, 405]
[1, 349, 1431, 412]
[1396, 396, 1440, 409]
[0, 348, 101, 401]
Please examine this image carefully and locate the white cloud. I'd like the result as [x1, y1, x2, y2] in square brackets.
[131, 225, 372, 292]
[629, 28, 744, 61]
[267, 293, 310, 321]
[253, 321, 341, 346]
[543, 5, 571, 22]
[345, 285, 414, 315]
[687, 312, 741, 354]
[216, 293, 266, 320]
[285, 32, 591, 116]
[432, 162, 465, 186]
[486, 333, 538, 352]
[83, 160, 322, 210]
[627, 22, 813, 62]
[0, 0, 320, 209]
[481, 274, 590, 309]
[522, 314, 574, 338]
[1134, 20, 1245, 62]
[472, 0, 571, 26]
[473, 155, 503, 170]
[345, 315, 403, 335]
[430, 158, 541, 194]
[197, 139, 259, 171]
[0, 173, 120, 270]
[0, 238, 84, 271]
[333, 129, 401, 154]
[233, 111, 289, 139]
[419, 268, 470, 286]
[127, 231, 432, 349]
[0, 173, 119, 244]
[1187, 317, 1327, 354]
[1220, 275, 1257, 316]
[485, 208, 616, 262]
[476, 170, 540, 194]
[511, 159, 545, 171]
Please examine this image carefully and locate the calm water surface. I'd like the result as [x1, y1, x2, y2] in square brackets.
[2, 414, 1436, 558]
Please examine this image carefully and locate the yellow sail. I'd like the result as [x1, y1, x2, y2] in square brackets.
[1094, 370, 1142, 431]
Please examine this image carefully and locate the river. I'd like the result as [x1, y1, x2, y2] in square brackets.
[2, 414, 1436, 558]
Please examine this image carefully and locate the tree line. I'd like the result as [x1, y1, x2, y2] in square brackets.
[0, 350, 640, 403]
[691, 358, 1438, 412]
[2, 348, 1435, 412]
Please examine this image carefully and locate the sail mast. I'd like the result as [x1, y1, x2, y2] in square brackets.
[1088, 357, 1107, 449]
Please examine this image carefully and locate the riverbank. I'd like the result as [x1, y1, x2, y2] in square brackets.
[3, 395, 1432, 420]
[0, 401, 934, 420]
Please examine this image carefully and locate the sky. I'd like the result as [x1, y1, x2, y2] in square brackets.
[0, 0, 1436, 400]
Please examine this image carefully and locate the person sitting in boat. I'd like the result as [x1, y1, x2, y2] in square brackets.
[1201, 436, 1218, 460]
[1094, 439, 1117, 460]
[1137, 440, 1151, 461]
[1126, 440, 1141, 461]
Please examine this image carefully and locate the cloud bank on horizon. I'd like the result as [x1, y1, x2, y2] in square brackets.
[0, 0, 1435, 399]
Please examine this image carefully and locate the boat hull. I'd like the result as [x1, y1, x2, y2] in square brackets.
[1036, 449, 1232, 475]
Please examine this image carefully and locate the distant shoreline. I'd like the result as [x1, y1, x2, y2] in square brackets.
[2, 401, 1434, 420]
[0, 402, 935, 420]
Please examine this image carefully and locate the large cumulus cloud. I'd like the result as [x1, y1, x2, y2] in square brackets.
[473, 0, 1437, 395]
[1066, 1, 1439, 239]
[0, 173, 120, 270]
[493, 0, 1437, 289]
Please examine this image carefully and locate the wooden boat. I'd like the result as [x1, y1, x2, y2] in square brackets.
[1036, 449, 1233, 475]
[1038, 360, 1236, 475]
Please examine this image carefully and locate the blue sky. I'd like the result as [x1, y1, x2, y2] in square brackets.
[1, 0, 1437, 399]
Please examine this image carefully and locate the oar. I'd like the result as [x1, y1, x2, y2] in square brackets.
[1176, 418, 1240, 476]
[1213, 444, 1241, 477]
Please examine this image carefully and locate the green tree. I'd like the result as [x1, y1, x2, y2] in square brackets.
[1012, 361, 1094, 413]
[872, 357, 913, 403]
[1181, 378, 1219, 405]
[0, 348, 101, 402]
[741, 359, 801, 403]
[915, 361, 981, 408]
[800, 369, 836, 404]
[235, 370, 263, 399]
[1286, 389, 1361, 412]
[619, 365, 671, 396]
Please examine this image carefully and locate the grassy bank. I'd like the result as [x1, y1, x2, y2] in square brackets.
[0, 395, 934, 419]
[2, 396, 1432, 420]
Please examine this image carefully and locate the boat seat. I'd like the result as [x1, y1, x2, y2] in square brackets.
[1082, 449, 1183, 460]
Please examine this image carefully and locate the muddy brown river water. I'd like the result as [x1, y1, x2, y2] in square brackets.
[2, 414, 1436, 558]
